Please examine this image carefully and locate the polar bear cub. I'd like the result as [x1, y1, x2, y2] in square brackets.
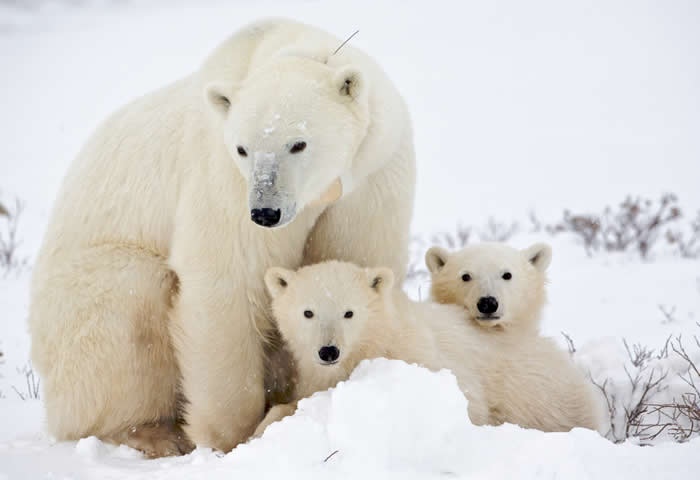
[426, 242, 605, 431]
[254, 261, 490, 437]
[426, 242, 552, 334]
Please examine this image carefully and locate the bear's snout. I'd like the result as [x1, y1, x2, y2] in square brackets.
[477, 296, 499, 316]
[250, 208, 281, 227]
[318, 345, 340, 364]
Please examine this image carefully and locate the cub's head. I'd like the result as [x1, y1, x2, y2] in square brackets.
[205, 56, 370, 228]
[264, 261, 392, 369]
[425, 242, 552, 332]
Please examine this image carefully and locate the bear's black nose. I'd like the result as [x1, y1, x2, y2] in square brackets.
[318, 345, 340, 363]
[477, 296, 499, 315]
[250, 208, 281, 227]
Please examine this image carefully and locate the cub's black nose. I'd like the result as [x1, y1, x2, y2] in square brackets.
[477, 296, 499, 315]
[250, 208, 281, 227]
[318, 345, 340, 363]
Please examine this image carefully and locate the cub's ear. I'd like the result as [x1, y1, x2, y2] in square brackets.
[368, 267, 394, 295]
[265, 267, 295, 298]
[522, 243, 552, 272]
[204, 82, 234, 116]
[333, 66, 366, 101]
[425, 246, 450, 274]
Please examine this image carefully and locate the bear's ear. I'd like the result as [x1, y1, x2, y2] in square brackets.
[204, 82, 234, 116]
[265, 267, 295, 299]
[368, 267, 394, 295]
[425, 246, 450, 274]
[333, 66, 366, 101]
[522, 243, 552, 272]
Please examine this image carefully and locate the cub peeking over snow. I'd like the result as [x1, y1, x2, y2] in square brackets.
[426, 242, 605, 431]
[426, 242, 552, 334]
[254, 261, 490, 437]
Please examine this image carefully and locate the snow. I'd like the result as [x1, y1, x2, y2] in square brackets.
[1, 360, 699, 479]
[1, 0, 699, 478]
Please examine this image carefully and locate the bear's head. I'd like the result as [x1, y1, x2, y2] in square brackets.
[205, 56, 369, 228]
[264, 261, 393, 374]
[425, 242, 552, 332]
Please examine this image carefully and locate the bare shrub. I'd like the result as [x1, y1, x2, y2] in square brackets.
[666, 210, 700, 259]
[547, 211, 600, 256]
[602, 194, 681, 258]
[0, 197, 28, 274]
[561, 331, 576, 355]
[478, 217, 518, 243]
[12, 363, 41, 401]
[626, 335, 700, 443]
[527, 210, 543, 233]
[548, 194, 683, 259]
[658, 305, 677, 324]
[430, 225, 472, 250]
[591, 339, 669, 443]
[589, 331, 700, 444]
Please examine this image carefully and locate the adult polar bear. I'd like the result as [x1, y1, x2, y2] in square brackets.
[28, 18, 415, 456]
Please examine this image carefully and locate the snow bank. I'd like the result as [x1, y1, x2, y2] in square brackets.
[2, 359, 699, 479]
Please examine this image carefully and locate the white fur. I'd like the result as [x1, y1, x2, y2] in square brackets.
[427, 242, 552, 333]
[255, 261, 491, 436]
[28, 18, 415, 455]
[426, 242, 606, 432]
[257, 259, 605, 436]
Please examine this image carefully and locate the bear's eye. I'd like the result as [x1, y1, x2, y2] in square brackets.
[289, 141, 307, 154]
[236, 146, 248, 157]
[303, 310, 314, 319]
[344, 311, 353, 319]
[461, 273, 471, 282]
[502, 272, 512, 280]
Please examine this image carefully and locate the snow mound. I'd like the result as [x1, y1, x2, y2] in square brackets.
[2, 355, 700, 479]
[252, 358, 473, 475]
[178, 359, 700, 479]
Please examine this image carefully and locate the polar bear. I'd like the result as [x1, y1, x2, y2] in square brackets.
[253, 261, 490, 436]
[256, 260, 604, 436]
[426, 242, 605, 431]
[426, 242, 552, 334]
[28, 18, 415, 456]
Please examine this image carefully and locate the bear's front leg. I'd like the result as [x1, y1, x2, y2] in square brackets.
[169, 274, 266, 452]
[252, 402, 298, 439]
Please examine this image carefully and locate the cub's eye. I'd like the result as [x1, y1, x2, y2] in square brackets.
[344, 311, 354, 319]
[461, 273, 472, 282]
[236, 146, 248, 157]
[289, 141, 307, 154]
[502, 272, 512, 280]
[303, 310, 314, 318]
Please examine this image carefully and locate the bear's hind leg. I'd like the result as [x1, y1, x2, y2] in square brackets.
[29, 244, 183, 455]
[104, 420, 194, 458]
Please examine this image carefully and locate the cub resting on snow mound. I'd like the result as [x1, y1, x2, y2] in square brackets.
[254, 259, 604, 438]
[426, 242, 606, 431]
[254, 261, 490, 437]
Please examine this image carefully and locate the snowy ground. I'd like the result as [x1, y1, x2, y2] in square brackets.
[1, 0, 700, 478]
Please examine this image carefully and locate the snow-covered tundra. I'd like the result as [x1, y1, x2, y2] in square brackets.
[255, 259, 603, 436]
[27, 17, 415, 456]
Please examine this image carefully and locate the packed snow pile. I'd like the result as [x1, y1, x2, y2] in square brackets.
[1, 359, 699, 479]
